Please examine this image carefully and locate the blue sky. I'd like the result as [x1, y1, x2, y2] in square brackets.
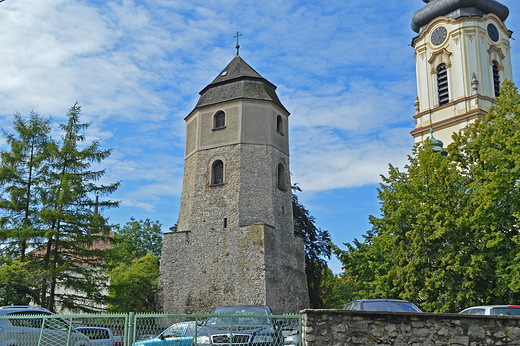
[0, 0, 519, 273]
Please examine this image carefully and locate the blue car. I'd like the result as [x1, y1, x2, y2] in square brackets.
[135, 321, 197, 346]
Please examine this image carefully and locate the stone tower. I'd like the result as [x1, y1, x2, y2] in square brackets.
[158, 55, 310, 314]
[411, 0, 513, 145]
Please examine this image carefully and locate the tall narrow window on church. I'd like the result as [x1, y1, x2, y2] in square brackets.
[493, 61, 501, 97]
[437, 63, 449, 106]
[214, 111, 225, 129]
[211, 160, 224, 185]
[276, 115, 283, 134]
[277, 163, 285, 189]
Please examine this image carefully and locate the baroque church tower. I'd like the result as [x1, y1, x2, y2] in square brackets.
[411, 0, 513, 145]
[158, 53, 310, 314]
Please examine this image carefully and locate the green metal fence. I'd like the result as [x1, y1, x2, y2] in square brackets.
[0, 312, 301, 346]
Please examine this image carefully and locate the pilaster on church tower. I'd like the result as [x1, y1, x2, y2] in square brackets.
[158, 54, 309, 314]
[410, 0, 513, 146]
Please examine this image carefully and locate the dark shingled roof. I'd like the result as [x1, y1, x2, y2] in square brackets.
[412, 0, 509, 33]
[192, 56, 288, 114]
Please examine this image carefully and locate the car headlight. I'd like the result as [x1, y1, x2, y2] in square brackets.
[253, 335, 273, 343]
[194, 335, 211, 345]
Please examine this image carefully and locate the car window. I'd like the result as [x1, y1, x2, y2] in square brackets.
[185, 323, 196, 337]
[352, 302, 360, 310]
[360, 301, 421, 312]
[77, 328, 111, 339]
[468, 309, 485, 315]
[491, 308, 520, 316]
[164, 324, 185, 338]
[8, 311, 52, 329]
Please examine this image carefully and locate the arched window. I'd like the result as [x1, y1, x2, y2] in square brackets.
[211, 160, 224, 185]
[214, 111, 225, 129]
[276, 115, 283, 134]
[437, 63, 449, 106]
[493, 61, 500, 97]
[277, 163, 285, 189]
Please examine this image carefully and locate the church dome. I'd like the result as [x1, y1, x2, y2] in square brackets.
[412, 0, 509, 33]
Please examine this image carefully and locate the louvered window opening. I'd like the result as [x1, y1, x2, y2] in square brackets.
[212, 160, 224, 185]
[437, 64, 449, 106]
[493, 61, 500, 97]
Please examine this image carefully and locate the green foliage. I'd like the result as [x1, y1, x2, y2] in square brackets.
[0, 104, 119, 312]
[107, 218, 163, 269]
[292, 185, 332, 308]
[107, 253, 159, 313]
[0, 260, 40, 306]
[0, 112, 52, 260]
[333, 80, 520, 312]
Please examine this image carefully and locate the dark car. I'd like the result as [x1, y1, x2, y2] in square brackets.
[343, 299, 422, 312]
[192, 305, 284, 346]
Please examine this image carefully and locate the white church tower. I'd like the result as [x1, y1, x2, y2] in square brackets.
[411, 0, 513, 145]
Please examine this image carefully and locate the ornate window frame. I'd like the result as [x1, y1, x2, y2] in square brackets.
[488, 45, 505, 98]
[429, 48, 452, 107]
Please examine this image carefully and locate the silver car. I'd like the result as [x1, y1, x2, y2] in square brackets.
[0, 306, 91, 346]
[460, 305, 520, 316]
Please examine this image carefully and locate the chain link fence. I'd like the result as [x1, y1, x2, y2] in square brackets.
[0, 311, 301, 346]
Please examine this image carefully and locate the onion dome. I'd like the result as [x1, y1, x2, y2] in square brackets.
[412, 0, 509, 33]
[429, 129, 448, 156]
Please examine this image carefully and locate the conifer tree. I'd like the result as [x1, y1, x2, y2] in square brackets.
[0, 112, 52, 260]
[37, 103, 119, 312]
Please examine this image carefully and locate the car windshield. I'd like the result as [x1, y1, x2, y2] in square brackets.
[206, 307, 271, 327]
[491, 307, 520, 316]
[361, 301, 421, 312]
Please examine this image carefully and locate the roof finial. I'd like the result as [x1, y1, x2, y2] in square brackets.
[234, 31, 242, 56]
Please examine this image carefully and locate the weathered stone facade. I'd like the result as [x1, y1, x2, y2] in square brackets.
[158, 56, 309, 314]
[301, 309, 520, 345]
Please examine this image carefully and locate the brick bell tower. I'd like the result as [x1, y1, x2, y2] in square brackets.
[158, 51, 309, 314]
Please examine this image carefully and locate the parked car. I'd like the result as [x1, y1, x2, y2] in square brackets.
[193, 305, 285, 346]
[75, 326, 114, 346]
[114, 333, 124, 346]
[134, 321, 196, 346]
[459, 305, 520, 316]
[0, 305, 91, 346]
[282, 327, 300, 346]
[343, 299, 422, 312]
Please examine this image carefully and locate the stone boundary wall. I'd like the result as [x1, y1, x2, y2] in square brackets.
[301, 309, 520, 346]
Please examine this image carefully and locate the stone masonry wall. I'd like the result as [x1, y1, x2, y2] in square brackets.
[158, 143, 309, 314]
[301, 309, 520, 346]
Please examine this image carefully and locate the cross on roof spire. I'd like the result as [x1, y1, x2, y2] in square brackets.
[234, 31, 242, 56]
